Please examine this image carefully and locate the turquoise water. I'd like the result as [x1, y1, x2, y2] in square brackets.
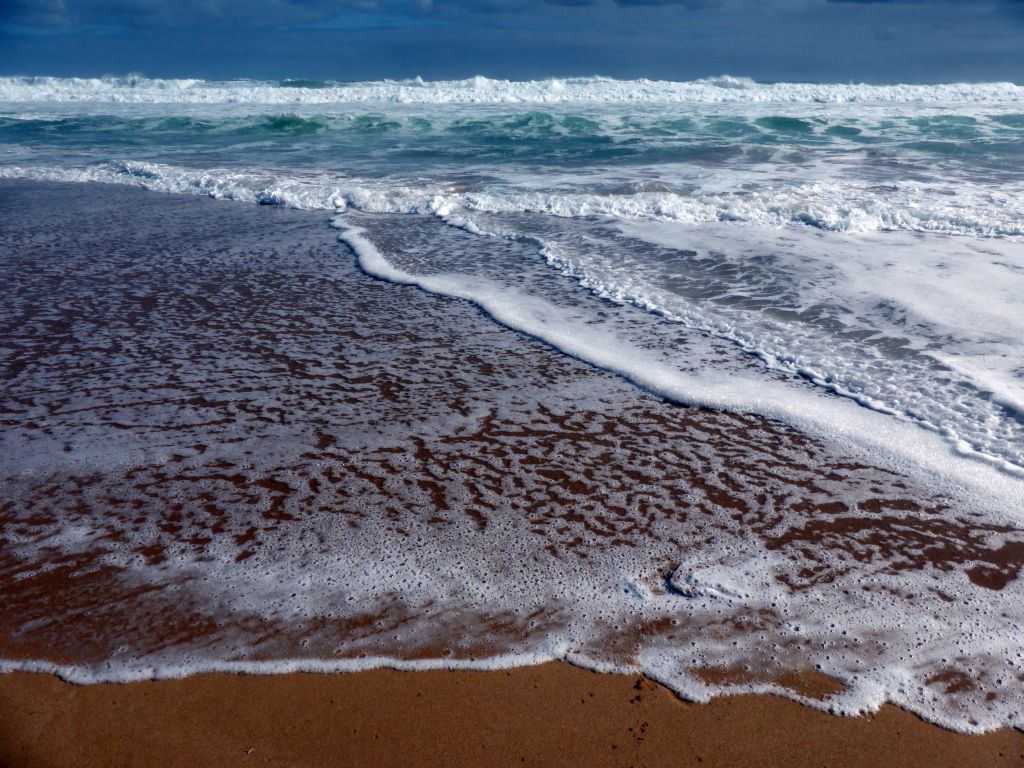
[3, 105, 1024, 176]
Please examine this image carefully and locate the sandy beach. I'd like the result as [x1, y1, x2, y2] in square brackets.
[2, 664, 1023, 767]
[2, 179, 1023, 764]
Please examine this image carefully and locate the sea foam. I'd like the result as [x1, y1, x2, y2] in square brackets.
[3, 75, 1024, 735]
[4, 156, 1024, 476]
[2, 74, 1023, 105]
[3, 160, 1022, 239]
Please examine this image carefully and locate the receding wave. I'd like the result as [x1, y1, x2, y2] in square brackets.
[3, 180, 1023, 737]
[4, 79, 1024, 736]
[4, 158, 1024, 481]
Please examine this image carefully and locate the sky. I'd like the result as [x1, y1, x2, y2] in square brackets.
[0, 0, 1022, 82]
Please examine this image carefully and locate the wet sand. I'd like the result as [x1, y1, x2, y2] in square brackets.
[2, 664, 1023, 767]
[2, 179, 1023, 762]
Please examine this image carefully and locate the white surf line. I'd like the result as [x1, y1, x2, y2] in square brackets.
[335, 215, 1024, 520]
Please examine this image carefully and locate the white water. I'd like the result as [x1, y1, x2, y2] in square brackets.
[4, 158, 1023, 479]
[3, 75, 1024, 734]
[2, 74, 1024, 105]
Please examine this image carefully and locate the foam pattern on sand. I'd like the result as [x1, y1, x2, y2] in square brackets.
[6, 158, 1024, 479]
[2, 182, 1024, 733]
[3, 76, 1024, 733]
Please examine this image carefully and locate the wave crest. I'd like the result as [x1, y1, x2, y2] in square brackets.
[2, 75, 1022, 105]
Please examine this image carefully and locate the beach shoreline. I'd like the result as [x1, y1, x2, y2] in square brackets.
[2, 178, 1023, 759]
[2, 663, 1023, 767]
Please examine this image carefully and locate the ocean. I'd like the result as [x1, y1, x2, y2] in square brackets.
[1, 74, 1023, 733]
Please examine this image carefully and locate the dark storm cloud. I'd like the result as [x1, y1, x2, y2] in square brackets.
[614, 0, 715, 7]
[0, 0, 392, 29]
[0, 0, 73, 27]
[0, 0, 706, 28]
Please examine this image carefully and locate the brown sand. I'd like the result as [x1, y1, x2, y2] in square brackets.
[1, 663, 1023, 767]
[3, 181, 1024, 766]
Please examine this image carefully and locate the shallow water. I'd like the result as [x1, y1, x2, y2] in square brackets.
[3, 76, 1023, 479]
[1, 180, 1022, 734]
[2, 74, 1024, 732]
